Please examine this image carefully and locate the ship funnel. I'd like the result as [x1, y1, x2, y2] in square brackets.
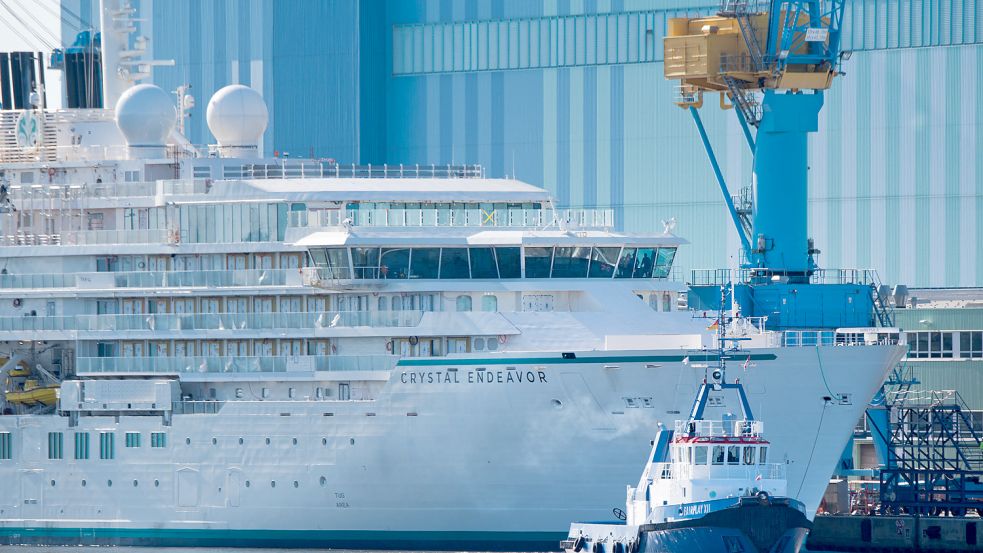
[206, 85, 268, 158]
[114, 84, 177, 159]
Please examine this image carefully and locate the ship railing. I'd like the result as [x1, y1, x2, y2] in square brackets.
[0, 228, 172, 247]
[0, 310, 424, 333]
[77, 354, 399, 375]
[221, 162, 484, 180]
[0, 268, 299, 290]
[782, 330, 902, 347]
[289, 208, 615, 230]
[690, 268, 879, 287]
[4, 180, 158, 199]
[675, 419, 764, 439]
[654, 461, 786, 481]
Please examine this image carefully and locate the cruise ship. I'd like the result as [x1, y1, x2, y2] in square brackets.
[0, 2, 905, 549]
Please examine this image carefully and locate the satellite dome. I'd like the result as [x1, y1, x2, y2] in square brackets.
[206, 85, 268, 155]
[114, 84, 177, 148]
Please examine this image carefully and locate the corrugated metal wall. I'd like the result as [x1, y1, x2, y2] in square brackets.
[384, 0, 983, 287]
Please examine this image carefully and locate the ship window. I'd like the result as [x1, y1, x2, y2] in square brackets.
[469, 248, 499, 278]
[125, 432, 141, 448]
[743, 447, 756, 465]
[440, 248, 470, 279]
[48, 432, 64, 460]
[694, 446, 707, 465]
[74, 432, 90, 460]
[653, 247, 677, 278]
[410, 248, 440, 279]
[615, 248, 637, 278]
[551, 247, 591, 278]
[588, 247, 620, 278]
[481, 295, 498, 312]
[727, 445, 740, 465]
[495, 247, 521, 278]
[320, 248, 351, 279]
[456, 295, 472, 312]
[0, 432, 11, 460]
[351, 247, 380, 279]
[99, 432, 115, 460]
[524, 247, 553, 278]
[712, 445, 724, 465]
[378, 296, 388, 311]
[474, 338, 485, 351]
[380, 248, 410, 279]
[759, 446, 768, 464]
[151, 432, 167, 448]
[633, 248, 655, 278]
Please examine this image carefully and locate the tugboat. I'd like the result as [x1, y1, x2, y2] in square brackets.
[562, 321, 811, 553]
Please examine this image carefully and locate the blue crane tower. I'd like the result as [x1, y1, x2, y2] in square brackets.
[665, 0, 892, 330]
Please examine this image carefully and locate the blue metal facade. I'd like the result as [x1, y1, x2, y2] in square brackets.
[380, 0, 983, 288]
[65, 0, 983, 287]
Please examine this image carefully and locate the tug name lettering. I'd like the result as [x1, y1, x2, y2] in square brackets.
[400, 369, 548, 385]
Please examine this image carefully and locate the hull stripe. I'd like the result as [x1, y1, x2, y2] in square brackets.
[397, 353, 777, 367]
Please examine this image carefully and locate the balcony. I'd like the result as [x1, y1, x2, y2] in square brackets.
[0, 229, 173, 247]
[0, 310, 424, 333]
[76, 354, 399, 375]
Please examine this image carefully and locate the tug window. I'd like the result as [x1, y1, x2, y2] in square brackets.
[712, 446, 725, 465]
[727, 446, 740, 465]
[694, 446, 708, 465]
[759, 446, 768, 464]
[743, 447, 756, 465]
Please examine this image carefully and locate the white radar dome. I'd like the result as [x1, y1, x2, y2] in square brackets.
[114, 84, 177, 148]
[206, 85, 268, 153]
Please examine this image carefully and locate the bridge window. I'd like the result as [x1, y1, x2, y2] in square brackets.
[496, 247, 521, 278]
[440, 248, 470, 279]
[409, 248, 440, 279]
[743, 446, 756, 465]
[469, 247, 499, 278]
[351, 247, 380, 279]
[524, 247, 553, 278]
[712, 445, 724, 465]
[759, 446, 768, 464]
[654, 247, 677, 278]
[633, 248, 655, 278]
[615, 248, 636, 278]
[727, 445, 740, 465]
[551, 247, 591, 278]
[694, 446, 707, 465]
[588, 247, 620, 278]
[380, 248, 410, 279]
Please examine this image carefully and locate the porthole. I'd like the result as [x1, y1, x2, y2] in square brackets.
[319, 476, 326, 487]
[293, 480, 299, 488]
[245, 481, 251, 488]
[292, 437, 298, 445]
[265, 437, 271, 445]
[271, 480, 276, 488]
[185, 437, 191, 445]
[322, 437, 327, 446]
[154, 480, 160, 487]
[474, 337, 485, 351]
[487, 338, 498, 351]
[50, 480, 56, 487]
[238, 437, 244, 445]
[133, 480, 138, 487]
[552, 399, 563, 409]
[107, 480, 113, 487]
[81, 480, 87, 487]
[350, 438, 355, 445]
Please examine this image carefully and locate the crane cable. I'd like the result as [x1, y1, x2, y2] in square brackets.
[0, 0, 58, 51]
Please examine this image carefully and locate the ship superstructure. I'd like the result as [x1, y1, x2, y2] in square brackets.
[0, 1, 906, 549]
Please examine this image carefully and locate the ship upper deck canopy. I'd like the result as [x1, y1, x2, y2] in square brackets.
[206, 177, 552, 204]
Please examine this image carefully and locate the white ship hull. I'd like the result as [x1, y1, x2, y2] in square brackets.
[0, 345, 903, 549]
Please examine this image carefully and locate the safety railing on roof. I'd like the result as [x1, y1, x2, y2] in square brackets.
[0, 228, 172, 247]
[222, 162, 484, 180]
[289, 208, 614, 229]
